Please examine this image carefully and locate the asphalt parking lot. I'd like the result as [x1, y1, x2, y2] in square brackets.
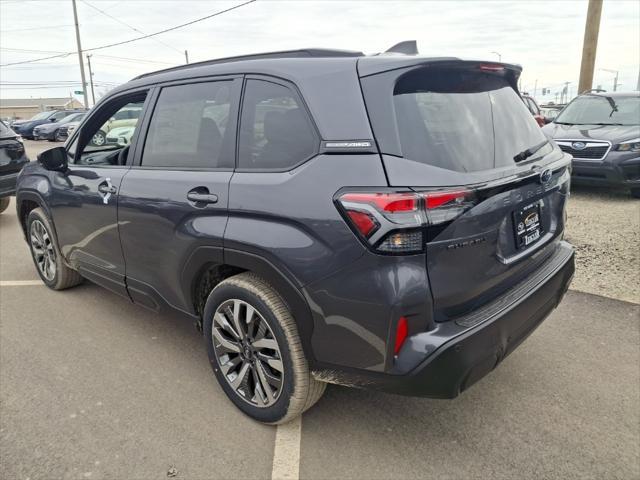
[1, 141, 639, 480]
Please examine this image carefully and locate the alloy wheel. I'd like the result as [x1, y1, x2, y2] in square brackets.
[212, 299, 284, 408]
[92, 131, 106, 146]
[30, 219, 56, 281]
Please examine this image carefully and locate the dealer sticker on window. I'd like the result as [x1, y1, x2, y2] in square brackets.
[514, 202, 543, 249]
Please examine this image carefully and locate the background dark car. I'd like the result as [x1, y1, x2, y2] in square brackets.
[0, 121, 28, 213]
[33, 112, 87, 142]
[543, 92, 640, 197]
[12, 110, 85, 140]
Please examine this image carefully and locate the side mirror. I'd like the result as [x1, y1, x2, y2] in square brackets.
[49, 117, 57, 122]
[37, 146, 68, 172]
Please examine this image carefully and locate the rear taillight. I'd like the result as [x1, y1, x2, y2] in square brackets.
[337, 189, 477, 254]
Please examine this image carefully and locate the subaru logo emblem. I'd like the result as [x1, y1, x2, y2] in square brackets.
[572, 141, 587, 150]
[540, 168, 553, 184]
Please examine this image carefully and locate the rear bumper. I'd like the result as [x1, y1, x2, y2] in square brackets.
[571, 153, 640, 189]
[312, 241, 575, 398]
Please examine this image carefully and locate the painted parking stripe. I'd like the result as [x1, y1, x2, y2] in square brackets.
[0, 280, 43, 286]
[271, 415, 302, 480]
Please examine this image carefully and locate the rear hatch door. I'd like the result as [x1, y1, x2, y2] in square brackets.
[359, 60, 571, 320]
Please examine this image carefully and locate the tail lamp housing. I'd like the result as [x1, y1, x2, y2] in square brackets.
[336, 189, 476, 254]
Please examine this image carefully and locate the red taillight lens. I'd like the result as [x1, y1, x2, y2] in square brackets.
[340, 192, 418, 212]
[394, 316, 408, 355]
[424, 190, 469, 209]
[337, 189, 477, 253]
[346, 210, 378, 237]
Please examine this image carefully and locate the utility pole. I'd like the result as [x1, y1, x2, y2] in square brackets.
[71, 0, 89, 109]
[86, 54, 96, 106]
[578, 0, 603, 95]
[185, 50, 190, 64]
[533, 79, 538, 98]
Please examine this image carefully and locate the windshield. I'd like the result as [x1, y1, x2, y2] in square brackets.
[30, 111, 52, 121]
[554, 95, 640, 125]
[389, 68, 548, 172]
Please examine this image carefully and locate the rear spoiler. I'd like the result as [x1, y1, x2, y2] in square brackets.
[357, 58, 522, 93]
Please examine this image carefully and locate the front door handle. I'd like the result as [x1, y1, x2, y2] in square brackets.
[98, 183, 117, 194]
[98, 178, 117, 205]
[187, 188, 218, 205]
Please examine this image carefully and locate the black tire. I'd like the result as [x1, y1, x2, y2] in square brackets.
[631, 188, 640, 199]
[26, 208, 83, 290]
[203, 272, 325, 424]
[0, 197, 10, 214]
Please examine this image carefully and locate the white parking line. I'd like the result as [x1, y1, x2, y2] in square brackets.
[271, 416, 302, 480]
[0, 280, 43, 287]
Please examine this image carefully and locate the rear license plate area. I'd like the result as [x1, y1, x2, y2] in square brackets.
[514, 202, 543, 249]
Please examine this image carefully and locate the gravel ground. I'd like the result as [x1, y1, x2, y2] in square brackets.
[565, 185, 640, 304]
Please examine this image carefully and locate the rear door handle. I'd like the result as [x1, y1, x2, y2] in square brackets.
[187, 189, 218, 204]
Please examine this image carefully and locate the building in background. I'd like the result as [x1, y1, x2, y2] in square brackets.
[0, 97, 85, 121]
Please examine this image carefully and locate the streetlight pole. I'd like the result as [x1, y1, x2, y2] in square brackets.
[86, 54, 96, 106]
[491, 51, 502, 62]
[599, 68, 619, 92]
[71, 0, 89, 109]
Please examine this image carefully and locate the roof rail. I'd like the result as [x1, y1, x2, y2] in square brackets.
[132, 48, 364, 80]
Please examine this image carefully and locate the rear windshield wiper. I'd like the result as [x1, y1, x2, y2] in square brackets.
[514, 140, 549, 163]
[588, 122, 624, 126]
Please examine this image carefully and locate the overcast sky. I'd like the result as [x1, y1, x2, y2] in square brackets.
[1, 0, 638, 106]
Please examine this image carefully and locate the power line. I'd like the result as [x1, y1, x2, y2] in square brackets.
[0, 0, 256, 67]
[82, 0, 256, 53]
[1, 53, 71, 66]
[0, 24, 74, 33]
[79, 0, 183, 55]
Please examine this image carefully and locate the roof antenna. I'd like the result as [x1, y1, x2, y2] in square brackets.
[384, 40, 418, 55]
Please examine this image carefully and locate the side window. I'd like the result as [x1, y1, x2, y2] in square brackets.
[51, 111, 72, 122]
[70, 93, 147, 166]
[238, 79, 317, 170]
[141, 81, 233, 169]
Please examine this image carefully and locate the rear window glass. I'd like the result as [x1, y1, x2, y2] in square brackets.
[390, 68, 547, 172]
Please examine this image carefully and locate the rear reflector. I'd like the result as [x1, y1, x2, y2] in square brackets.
[394, 317, 408, 355]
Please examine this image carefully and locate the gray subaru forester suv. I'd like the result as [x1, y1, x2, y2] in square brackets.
[16, 44, 575, 424]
